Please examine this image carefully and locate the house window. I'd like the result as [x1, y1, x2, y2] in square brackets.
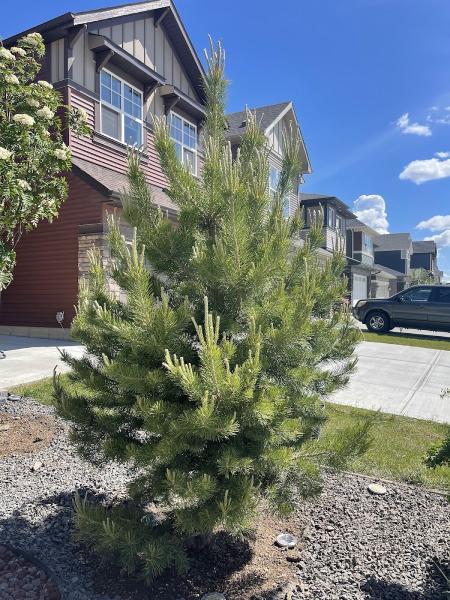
[327, 207, 335, 228]
[169, 112, 197, 175]
[362, 232, 373, 254]
[100, 70, 143, 146]
[269, 166, 289, 218]
[336, 214, 345, 233]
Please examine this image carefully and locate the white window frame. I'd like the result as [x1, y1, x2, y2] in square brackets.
[100, 68, 143, 146]
[169, 111, 198, 176]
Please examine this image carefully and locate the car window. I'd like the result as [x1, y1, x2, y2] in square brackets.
[401, 288, 433, 303]
[436, 287, 450, 303]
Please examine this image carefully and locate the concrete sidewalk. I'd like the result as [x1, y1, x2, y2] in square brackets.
[0, 335, 83, 391]
[331, 341, 450, 424]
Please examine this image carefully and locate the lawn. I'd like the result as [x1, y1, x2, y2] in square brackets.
[10, 376, 450, 492]
[362, 329, 450, 351]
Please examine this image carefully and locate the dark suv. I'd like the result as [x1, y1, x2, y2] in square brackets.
[353, 285, 450, 333]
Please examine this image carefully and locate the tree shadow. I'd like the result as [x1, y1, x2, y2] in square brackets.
[361, 557, 449, 599]
[0, 488, 288, 600]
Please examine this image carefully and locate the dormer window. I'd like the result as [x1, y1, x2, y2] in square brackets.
[169, 112, 197, 175]
[100, 70, 143, 146]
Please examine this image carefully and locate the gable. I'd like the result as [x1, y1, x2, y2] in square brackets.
[88, 15, 200, 102]
[266, 106, 311, 175]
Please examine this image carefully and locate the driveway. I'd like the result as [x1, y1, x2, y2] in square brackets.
[0, 335, 83, 391]
[1, 334, 450, 424]
[331, 341, 450, 424]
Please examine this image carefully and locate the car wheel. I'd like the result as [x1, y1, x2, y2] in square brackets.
[366, 311, 390, 333]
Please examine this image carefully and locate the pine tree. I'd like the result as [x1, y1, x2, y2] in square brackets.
[54, 39, 371, 580]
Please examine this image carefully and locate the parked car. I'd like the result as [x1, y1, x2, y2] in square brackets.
[353, 285, 450, 333]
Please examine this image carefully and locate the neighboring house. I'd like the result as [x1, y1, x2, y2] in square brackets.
[373, 233, 413, 291]
[298, 193, 356, 264]
[411, 241, 441, 282]
[0, 0, 207, 335]
[346, 220, 404, 302]
[226, 102, 312, 219]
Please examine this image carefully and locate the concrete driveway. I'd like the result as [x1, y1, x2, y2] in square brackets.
[331, 341, 450, 424]
[0, 335, 83, 391]
[1, 334, 450, 424]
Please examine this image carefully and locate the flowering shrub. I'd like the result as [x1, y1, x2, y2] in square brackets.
[0, 32, 90, 289]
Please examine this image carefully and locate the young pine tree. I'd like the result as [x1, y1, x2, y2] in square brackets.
[54, 40, 370, 580]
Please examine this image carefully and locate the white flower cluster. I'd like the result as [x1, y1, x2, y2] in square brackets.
[54, 146, 70, 161]
[26, 98, 40, 108]
[77, 108, 89, 122]
[36, 106, 55, 120]
[24, 32, 43, 47]
[0, 147, 12, 160]
[17, 179, 31, 191]
[0, 47, 15, 61]
[13, 113, 35, 127]
[37, 80, 53, 89]
[5, 74, 19, 85]
[11, 46, 26, 57]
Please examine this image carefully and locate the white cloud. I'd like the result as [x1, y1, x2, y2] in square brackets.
[427, 107, 450, 126]
[399, 156, 450, 184]
[425, 230, 450, 248]
[435, 151, 450, 159]
[353, 194, 389, 234]
[396, 112, 432, 137]
[416, 214, 450, 231]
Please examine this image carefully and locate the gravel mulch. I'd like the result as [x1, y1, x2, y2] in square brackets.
[0, 394, 449, 600]
[0, 544, 60, 599]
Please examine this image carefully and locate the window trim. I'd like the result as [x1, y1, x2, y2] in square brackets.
[327, 206, 336, 229]
[169, 111, 198, 176]
[100, 68, 144, 147]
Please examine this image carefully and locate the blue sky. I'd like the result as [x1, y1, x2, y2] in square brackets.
[3, 0, 450, 275]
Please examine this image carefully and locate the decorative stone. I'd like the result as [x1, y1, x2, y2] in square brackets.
[0, 424, 10, 432]
[367, 483, 387, 495]
[31, 461, 43, 472]
[276, 533, 298, 549]
[202, 594, 226, 600]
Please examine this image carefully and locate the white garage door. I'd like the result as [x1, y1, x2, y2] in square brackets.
[352, 274, 368, 306]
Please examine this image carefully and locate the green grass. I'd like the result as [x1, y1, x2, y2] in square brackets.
[10, 376, 450, 491]
[324, 403, 450, 490]
[362, 330, 450, 351]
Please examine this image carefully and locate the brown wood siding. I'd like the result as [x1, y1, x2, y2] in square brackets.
[69, 86, 168, 189]
[0, 174, 103, 328]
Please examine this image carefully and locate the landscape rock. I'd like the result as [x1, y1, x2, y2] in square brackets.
[367, 482, 387, 495]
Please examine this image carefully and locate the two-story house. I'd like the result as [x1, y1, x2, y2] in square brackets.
[226, 102, 312, 219]
[411, 241, 441, 282]
[373, 233, 412, 292]
[298, 193, 356, 267]
[346, 220, 405, 303]
[0, 1, 207, 336]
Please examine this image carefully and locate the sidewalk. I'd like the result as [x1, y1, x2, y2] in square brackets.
[0, 335, 83, 391]
[331, 341, 450, 424]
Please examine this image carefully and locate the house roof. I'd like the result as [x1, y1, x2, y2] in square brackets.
[346, 218, 379, 237]
[373, 263, 405, 278]
[72, 157, 177, 214]
[299, 193, 357, 220]
[226, 102, 291, 138]
[412, 240, 437, 255]
[373, 233, 412, 251]
[4, 1, 205, 102]
[226, 102, 312, 175]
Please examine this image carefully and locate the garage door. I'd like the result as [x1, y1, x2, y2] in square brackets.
[352, 274, 368, 306]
